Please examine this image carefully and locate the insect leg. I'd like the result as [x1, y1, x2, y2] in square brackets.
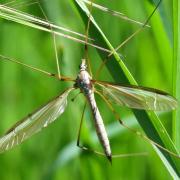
[77, 92, 147, 160]
[76, 102, 112, 162]
[95, 90, 180, 159]
[95, 0, 162, 79]
[83, 0, 95, 77]
[0, 55, 74, 81]
[77, 102, 87, 148]
[31, 0, 61, 78]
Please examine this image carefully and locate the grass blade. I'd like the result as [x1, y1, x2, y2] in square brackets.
[172, 0, 180, 150]
[0, 4, 112, 53]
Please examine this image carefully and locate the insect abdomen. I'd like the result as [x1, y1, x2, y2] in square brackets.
[87, 92, 111, 160]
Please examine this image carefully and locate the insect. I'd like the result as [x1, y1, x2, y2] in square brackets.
[0, 0, 179, 164]
[0, 54, 178, 161]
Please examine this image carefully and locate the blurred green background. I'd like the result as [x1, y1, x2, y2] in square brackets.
[0, 0, 176, 179]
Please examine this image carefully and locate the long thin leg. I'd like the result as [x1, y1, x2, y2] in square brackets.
[77, 102, 86, 147]
[34, 0, 61, 78]
[1, 2, 75, 80]
[83, 0, 95, 77]
[3, 0, 61, 78]
[76, 102, 110, 159]
[95, 0, 162, 79]
[95, 90, 180, 159]
[77, 99, 147, 160]
[81, 0, 151, 27]
[0, 55, 74, 81]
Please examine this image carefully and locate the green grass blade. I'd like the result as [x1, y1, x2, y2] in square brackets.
[0, 4, 104, 51]
[73, 0, 180, 177]
[172, 0, 180, 151]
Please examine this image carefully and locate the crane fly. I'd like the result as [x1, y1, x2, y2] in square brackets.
[0, 0, 179, 163]
[0, 55, 178, 161]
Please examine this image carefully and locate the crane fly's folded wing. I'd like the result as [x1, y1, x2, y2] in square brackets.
[0, 87, 74, 153]
[94, 81, 178, 111]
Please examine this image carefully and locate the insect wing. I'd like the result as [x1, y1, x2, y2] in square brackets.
[0, 88, 74, 153]
[95, 82, 178, 111]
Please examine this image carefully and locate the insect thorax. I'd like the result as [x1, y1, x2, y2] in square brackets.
[75, 70, 93, 95]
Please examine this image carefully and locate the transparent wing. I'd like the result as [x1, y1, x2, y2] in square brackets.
[0, 88, 74, 153]
[94, 81, 178, 111]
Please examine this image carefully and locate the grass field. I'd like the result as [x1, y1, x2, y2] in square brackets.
[0, 0, 179, 179]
